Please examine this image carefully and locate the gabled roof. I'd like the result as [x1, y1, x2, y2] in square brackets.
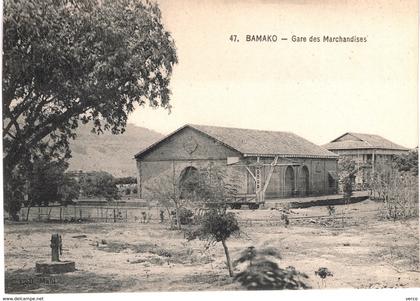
[135, 124, 338, 159]
[323, 132, 408, 151]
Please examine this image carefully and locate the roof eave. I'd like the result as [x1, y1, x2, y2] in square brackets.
[134, 124, 190, 159]
[326, 147, 409, 151]
[243, 153, 338, 159]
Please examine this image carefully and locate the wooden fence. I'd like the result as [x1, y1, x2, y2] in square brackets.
[19, 205, 166, 223]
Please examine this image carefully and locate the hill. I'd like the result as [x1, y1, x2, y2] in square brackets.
[68, 123, 163, 177]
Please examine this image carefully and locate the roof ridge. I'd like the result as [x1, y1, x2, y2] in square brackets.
[347, 132, 374, 147]
[189, 123, 295, 135]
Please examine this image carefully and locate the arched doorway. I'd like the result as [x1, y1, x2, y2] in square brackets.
[299, 166, 310, 196]
[179, 166, 199, 199]
[284, 166, 295, 197]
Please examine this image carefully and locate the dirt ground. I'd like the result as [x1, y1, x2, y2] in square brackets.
[4, 199, 420, 293]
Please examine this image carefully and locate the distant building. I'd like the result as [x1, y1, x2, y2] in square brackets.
[134, 124, 338, 202]
[323, 132, 409, 189]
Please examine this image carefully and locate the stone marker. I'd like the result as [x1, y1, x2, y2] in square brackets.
[35, 233, 76, 274]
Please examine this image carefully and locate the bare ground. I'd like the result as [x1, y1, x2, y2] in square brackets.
[4, 200, 419, 293]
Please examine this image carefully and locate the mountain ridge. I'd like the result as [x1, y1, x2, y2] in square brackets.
[68, 123, 164, 177]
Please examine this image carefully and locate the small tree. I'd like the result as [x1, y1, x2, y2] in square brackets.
[145, 172, 186, 230]
[372, 169, 419, 220]
[146, 164, 240, 230]
[186, 209, 240, 277]
[338, 157, 357, 202]
[185, 164, 241, 207]
[315, 267, 333, 288]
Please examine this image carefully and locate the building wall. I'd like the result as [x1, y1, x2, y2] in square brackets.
[138, 159, 251, 199]
[138, 157, 338, 200]
[244, 157, 337, 198]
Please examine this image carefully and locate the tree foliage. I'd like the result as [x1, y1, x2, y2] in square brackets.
[27, 157, 79, 207]
[183, 164, 241, 206]
[234, 246, 310, 290]
[370, 169, 418, 220]
[78, 171, 119, 201]
[393, 148, 418, 175]
[115, 176, 137, 185]
[187, 209, 240, 243]
[314, 267, 334, 288]
[3, 0, 177, 216]
[186, 209, 240, 277]
[145, 172, 186, 230]
[338, 157, 357, 199]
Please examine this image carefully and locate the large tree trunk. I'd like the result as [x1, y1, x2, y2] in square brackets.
[221, 239, 234, 277]
[3, 165, 22, 221]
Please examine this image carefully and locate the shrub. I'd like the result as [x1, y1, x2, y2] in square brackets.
[315, 267, 333, 288]
[235, 260, 309, 290]
[178, 208, 194, 225]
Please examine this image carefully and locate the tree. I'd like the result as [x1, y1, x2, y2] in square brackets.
[185, 164, 241, 206]
[27, 158, 69, 207]
[78, 171, 119, 201]
[371, 169, 418, 220]
[338, 157, 357, 201]
[24, 156, 80, 221]
[58, 174, 81, 205]
[186, 209, 240, 277]
[145, 172, 186, 230]
[146, 164, 240, 230]
[393, 148, 418, 175]
[3, 0, 177, 218]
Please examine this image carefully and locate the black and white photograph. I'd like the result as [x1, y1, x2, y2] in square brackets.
[1, 0, 419, 299]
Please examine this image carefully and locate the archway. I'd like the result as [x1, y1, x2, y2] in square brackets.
[179, 166, 199, 199]
[299, 166, 310, 196]
[284, 166, 295, 197]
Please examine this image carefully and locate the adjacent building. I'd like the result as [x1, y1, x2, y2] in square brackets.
[134, 124, 339, 202]
[323, 132, 409, 189]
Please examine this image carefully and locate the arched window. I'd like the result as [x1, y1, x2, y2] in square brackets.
[284, 166, 295, 197]
[179, 166, 199, 199]
[299, 166, 310, 196]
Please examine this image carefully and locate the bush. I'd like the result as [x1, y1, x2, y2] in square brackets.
[178, 208, 194, 225]
[234, 261, 309, 290]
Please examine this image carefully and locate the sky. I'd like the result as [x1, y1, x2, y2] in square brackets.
[128, 0, 418, 148]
